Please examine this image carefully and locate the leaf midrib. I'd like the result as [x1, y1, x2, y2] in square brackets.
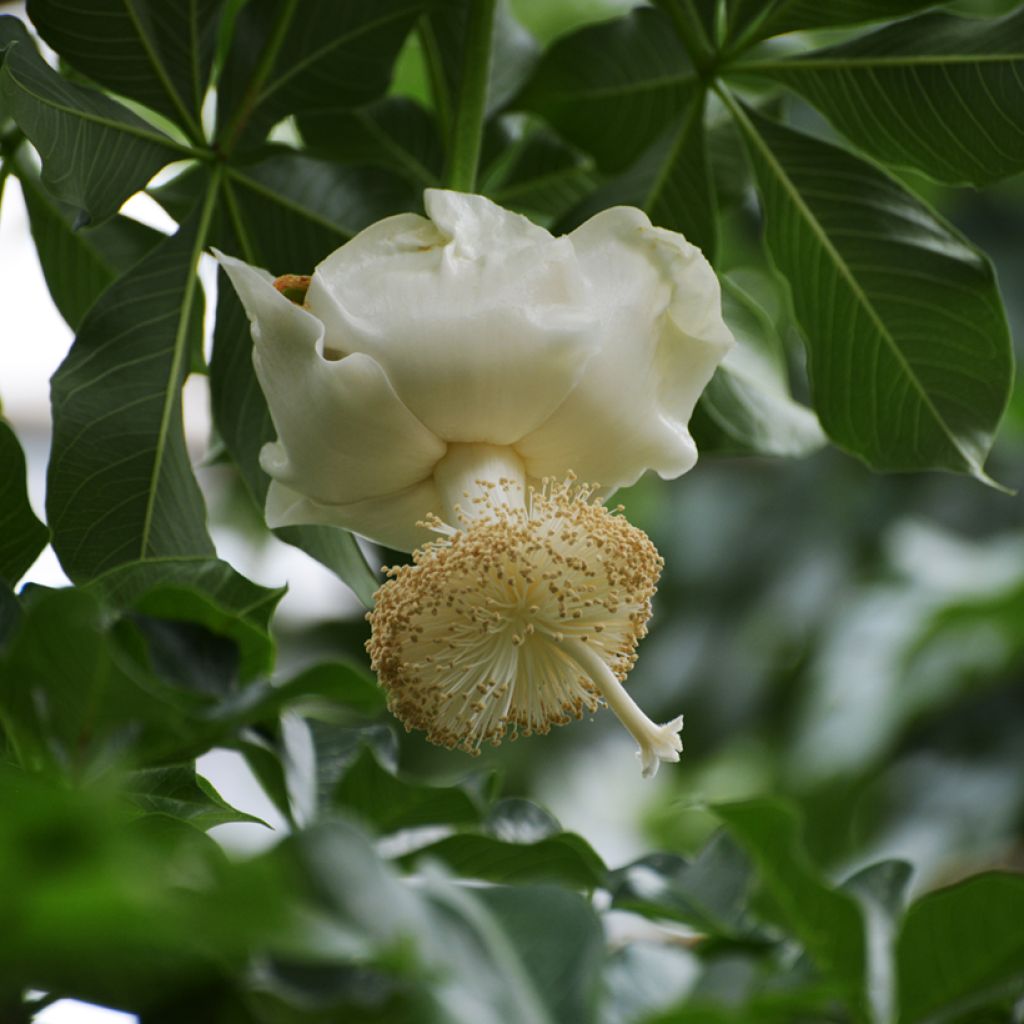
[721, 91, 983, 473]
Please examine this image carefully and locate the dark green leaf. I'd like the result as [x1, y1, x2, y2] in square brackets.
[298, 96, 443, 186]
[476, 885, 604, 1024]
[516, 7, 695, 172]
[746, 10, 1024, 186]
[0, 420, 47, 586]
[608, 831, 754, 936]
[224, 151, 417, 272]
[693, 276, 825, 457]
[897, 872, 1024, 1023]
[309, 720, 398, 809]
[211, 275, 379, 607]
[334, 746, 482, 834]
[725, 0, 938, 46]
[713, 798, 869, 1017]
[47, 195, 217, 581]
[125, 763, 267, 830]
[482, 121, 597, 224]
[725, 100, 1012, 480]
[0, 16, 180, 224]
[17, 153, 164, 329]
[217, 0, 429, 150]
[401, 830, 606, 888]
[26, 0, 222, 135]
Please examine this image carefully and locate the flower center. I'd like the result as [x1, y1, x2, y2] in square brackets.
[367, 475, 684, 777]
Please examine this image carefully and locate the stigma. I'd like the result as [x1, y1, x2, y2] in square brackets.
[366, 475, 683, 777]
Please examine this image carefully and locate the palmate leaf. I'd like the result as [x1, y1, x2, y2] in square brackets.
[0, 421, 48, 586]
[26, 0, 223, 137]
[216, 0, 430, 151]
[745, 9, 1024, 187]
[16, 153, 163, 329]
[724, 99, 1012, 481]
[0, 16, 180, 224]
[47, 190, 217, 582]
[516, 6, 696, 173]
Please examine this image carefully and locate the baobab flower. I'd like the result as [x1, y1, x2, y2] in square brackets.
[217, 190, 732, 775]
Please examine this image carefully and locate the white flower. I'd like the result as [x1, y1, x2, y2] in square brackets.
[217, 190, 733, 776]
[216, 189, 732, 553]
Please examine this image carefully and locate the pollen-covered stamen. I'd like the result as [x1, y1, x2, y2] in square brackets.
[366, 473, 678, 776]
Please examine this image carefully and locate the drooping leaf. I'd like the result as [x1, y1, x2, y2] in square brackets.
[0, 420, 48, 586]
[725, 100, 1012, 480]
[0, 16, 180, 224]
[216, 0, 429, 150]
[747, 9, 1024, 187]
[210, 276, 379, 607]
[400, 830, 607, 889]
[17, 154, 164, 328]
[725, 0, 939, 47]
[516, 7, 696, 173]
[125, 763, 267, 830]
[334, 745, 482, 834]
[47, 195, 216, 582]
[713, 798, 869, 1018]
[26, 0, 223, 135]
[693, 276, 825, 457]
[897, 872, 1024, 1023]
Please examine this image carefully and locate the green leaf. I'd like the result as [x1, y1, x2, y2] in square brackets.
[26, 0, 223, 136]
[0, 421, 47, 586]
[483, 797, 560, 843]
[210, 275, 379, 607]
[0, 587, 207, 772]
[298, 96, 443, 186]
[693, 276, 825, 457]
[476, 885, 604, 1024]
[125, 763, 268, 830]
[725, 0, 937, 47]
[16, 153, 163, 329]
[217, 0, 429, 150]
[745, 10, 1024, 187]
[46, 190, 218, 581]
[86, 556, 284, 632]
[516, 7, 696, 173]
[235, 661, 386, 722]
[400, 830, 606, 888]
[334, 746, 482, 834]
[897, 872, 1024, 1023]
[608, 831, 755, 937]
[0, 16, 181, 224]
[724, 99, 1012, 480]
[713, 798, 869, 1018]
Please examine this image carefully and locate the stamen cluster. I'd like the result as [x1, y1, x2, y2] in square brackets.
[366, 478, 664, 755]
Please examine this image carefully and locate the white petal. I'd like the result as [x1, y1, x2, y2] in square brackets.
[266, 477, 441, 553]
[517, 208, 733, 490]
[304, 191, 598, 445]
[216, 251, 446, 506]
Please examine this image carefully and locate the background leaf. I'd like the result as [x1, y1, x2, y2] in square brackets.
[0, 421, 48, 586]
[0, 16, 180, 224]
[748, 9, 1024, 186]
[897, 872, 1024, 1023]
[125, 763, 267, 830]
[726, 100, 1012, 479]
[46, 196, 216, 581]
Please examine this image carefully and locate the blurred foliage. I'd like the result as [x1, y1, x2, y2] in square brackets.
[1, 0, 1023, 1021]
